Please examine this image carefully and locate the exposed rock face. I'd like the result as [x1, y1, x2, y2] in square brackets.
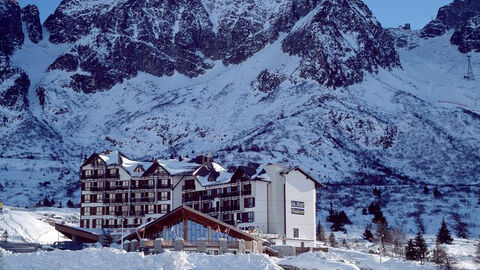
[282, 0, 400, 88]
[451, 15, 480, 53]
[44, 0, 400, 93]
[0, 0, 29, 118]
[421, 0, 480, 53]
[21, 4, 42, 44]
[0, 0, 24, 56]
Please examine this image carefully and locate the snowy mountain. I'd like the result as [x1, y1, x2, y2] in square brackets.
[0, 0, 479, 214]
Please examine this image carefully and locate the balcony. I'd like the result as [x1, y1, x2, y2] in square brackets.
[86, 186, 103, 192]
[130, 197, 155, 203]
[241, 189, 252, 196]
[81, 174, 105, 180]
[201, 207, 216, 214]
[105, 186, 129, 191]
[220, 205, 240, 212]
[182, 185, 196, 191]
[156, 184, 172, 189]
[105, 173, 120, 179]
[220, 191, 240, 198]
[105, 198, 128, 204]
[184, 195, 200, 203]
[131, 211, 146, 217]
[114, 211, 129, 217]
[132, 185, 155, 190]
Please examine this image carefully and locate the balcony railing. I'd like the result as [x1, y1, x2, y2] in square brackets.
[131, 211, 146, 217]
[85, 186, 103, 192]
[106, 186, 129, 191]
[136, 185, 155, 190]
[114, 211, 129, 217]
[105, 198, 128, 204]
[220, 205, 240, 212]
[220, 191, 240, 198]
[130, 198, 155, 203]
[157, 184, 172, 189]
[182, 185, 195, 191]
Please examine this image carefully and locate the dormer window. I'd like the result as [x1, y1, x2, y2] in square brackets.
[134, 165, 145, 173]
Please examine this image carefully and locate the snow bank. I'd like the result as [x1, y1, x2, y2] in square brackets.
[1, 248, 282, 270]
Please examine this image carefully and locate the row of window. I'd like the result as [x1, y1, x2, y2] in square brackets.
[80, 217, 157, 229]
[81, 204, 170, 216]
[81, 192, 170, 203]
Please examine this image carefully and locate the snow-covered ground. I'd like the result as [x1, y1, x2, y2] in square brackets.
[0, 206, 78, 244]
[0, 205, 477, 269]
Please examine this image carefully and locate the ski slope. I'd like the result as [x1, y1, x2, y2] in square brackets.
[0, 206, 78, 244]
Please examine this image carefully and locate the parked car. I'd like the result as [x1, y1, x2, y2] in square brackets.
[42, 241, 84, 251]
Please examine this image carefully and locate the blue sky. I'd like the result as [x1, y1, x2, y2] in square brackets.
[18, 0, 453, 29]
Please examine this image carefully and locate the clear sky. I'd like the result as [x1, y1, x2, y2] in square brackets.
[18, 0, 453, 30]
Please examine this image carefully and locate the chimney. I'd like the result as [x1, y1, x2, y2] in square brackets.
[178, 154, 184, 162]
[206, 153, 213, 169]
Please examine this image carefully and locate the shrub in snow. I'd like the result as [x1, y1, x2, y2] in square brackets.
[328, 233, 337, 247]
[316, 222, 326, 241]
[452, 213, 470, 239]
[362, 228, 374, 242]
[436, 218, 454, 244]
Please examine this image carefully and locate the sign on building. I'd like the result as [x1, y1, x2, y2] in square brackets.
[291, 201, 304, 215]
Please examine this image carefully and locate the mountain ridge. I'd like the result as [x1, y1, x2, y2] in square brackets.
[0, 0, 479, 207]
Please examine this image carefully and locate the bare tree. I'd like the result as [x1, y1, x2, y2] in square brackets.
[391, 227, 406, 257]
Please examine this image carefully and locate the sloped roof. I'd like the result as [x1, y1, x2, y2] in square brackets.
[280, 166, 323, 188]
[119, 205, 258, 243]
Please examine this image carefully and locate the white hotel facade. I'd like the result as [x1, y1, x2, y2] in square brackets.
[80, 150, 321, 247]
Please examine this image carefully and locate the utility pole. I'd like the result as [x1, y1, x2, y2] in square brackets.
[465, 55, 475, 80]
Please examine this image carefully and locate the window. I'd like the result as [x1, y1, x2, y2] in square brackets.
[158, 192, 169, 201]
[293, 228, 299, 238]
[247, 212, 254, 223]
[159, 204, 169, 214]
[97, 207, 103, 215]
[148, 205, 155, 214]
[84, 207, 90, 215]
[244, 197, 255, 208]
[84, 194, 90, 203]
[97, 219, 103, 227]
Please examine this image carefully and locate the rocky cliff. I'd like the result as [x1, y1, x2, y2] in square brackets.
[43, 0, 399, 93]
[421, 0, 480, 53]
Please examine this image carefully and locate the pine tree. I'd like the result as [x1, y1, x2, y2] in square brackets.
[405, 239, 418, 261]
[432, 241, 448, 265]
[437, 218, 454, 244]
[316, 222, 326, 241]
[414, 232, 428, 265]
[423, 185, 429, 194]
[328, 233, 337, 247]
[362, 207, 368, 215]
[452, 214, 469, 239]
[66, 199, 74, 208]
[363, 228, 374, 242]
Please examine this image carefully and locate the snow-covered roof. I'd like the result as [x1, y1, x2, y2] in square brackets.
[87, 150, 201, 177]
[157, 159, 200, 176]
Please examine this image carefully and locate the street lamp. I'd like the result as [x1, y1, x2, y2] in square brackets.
[121, 218, 126, 249]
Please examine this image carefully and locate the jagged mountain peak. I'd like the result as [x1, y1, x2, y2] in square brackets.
[42, 0, 399, 93]
[421, 0, 480, 53]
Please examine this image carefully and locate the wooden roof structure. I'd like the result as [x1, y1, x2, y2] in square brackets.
[55, 223, 101, 243]
[120, 205, 258, 243]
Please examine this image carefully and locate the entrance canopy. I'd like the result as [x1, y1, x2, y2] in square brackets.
[120, 205, 258, 243]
